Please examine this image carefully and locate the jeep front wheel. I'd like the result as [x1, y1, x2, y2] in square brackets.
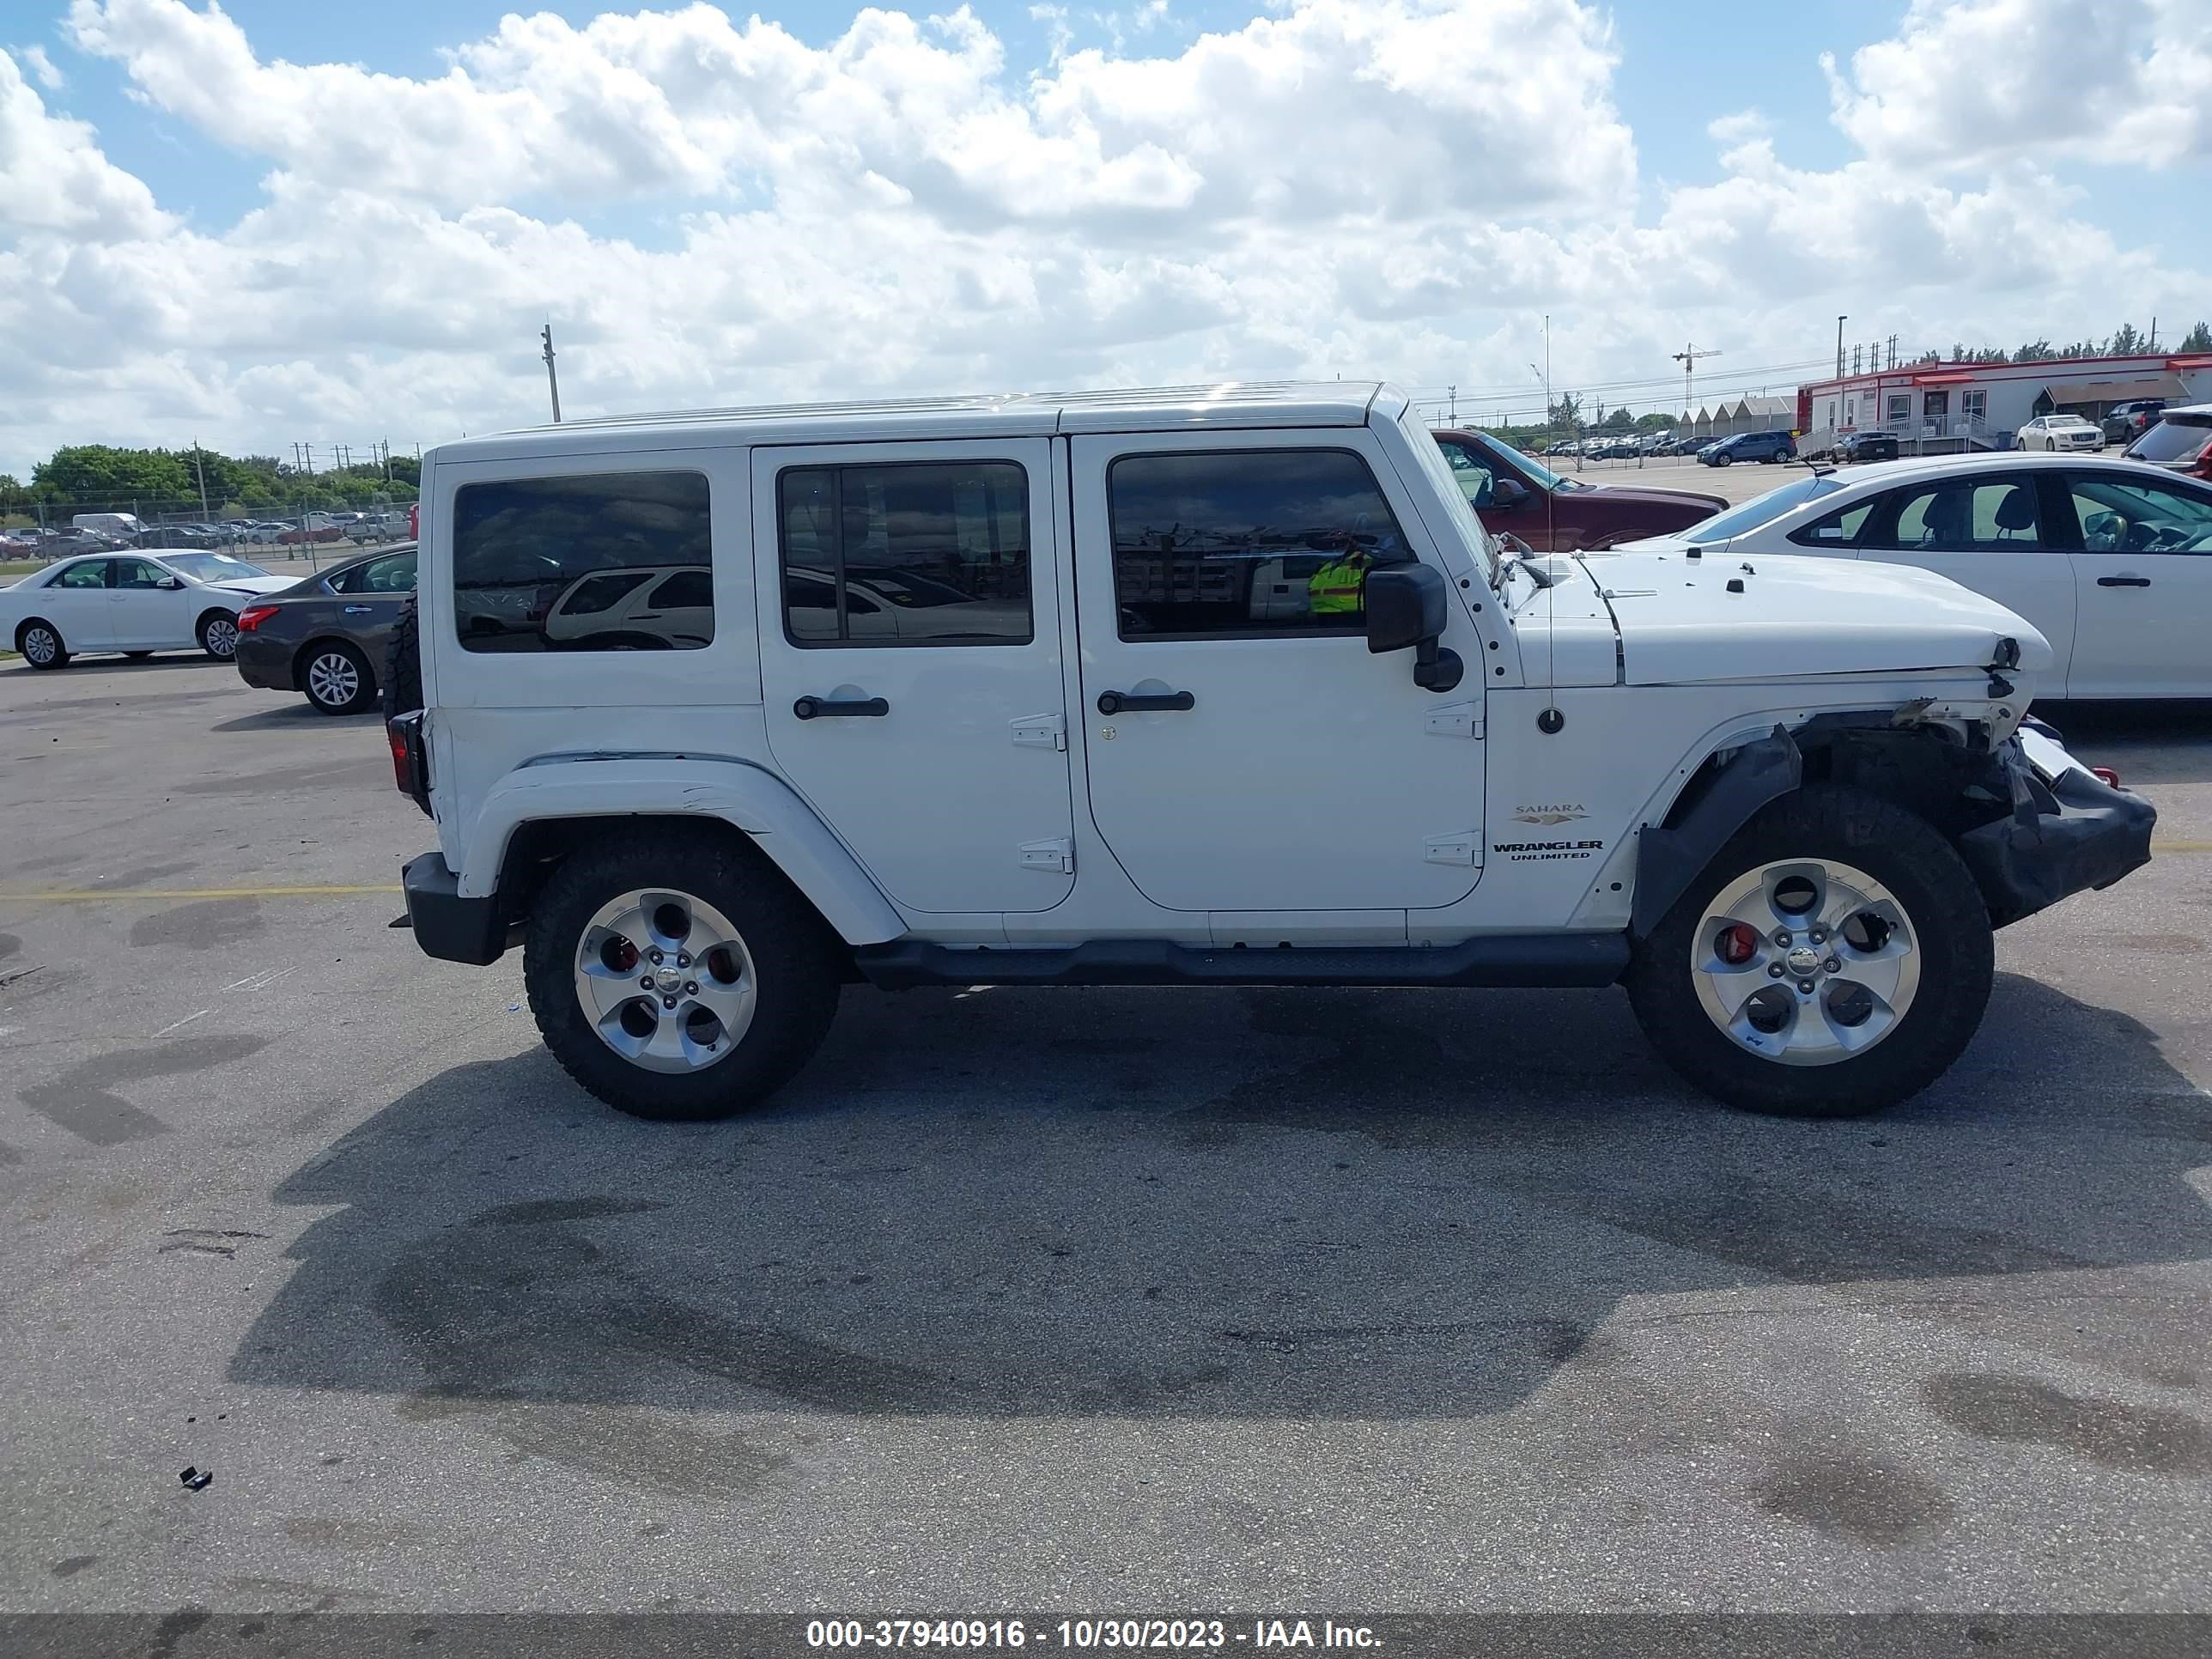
[1626, 786, 1993, 1117]
[523, 826, 842, 1120]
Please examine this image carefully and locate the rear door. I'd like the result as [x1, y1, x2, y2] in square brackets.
[325, 547, 419, 661]
[1853, 473, 2078, 689]
[37, 558, 117, 651]
[1068, 429, 1487, 914]
[751, 439, 1075, 915]
[2057, 469, 2212, 698]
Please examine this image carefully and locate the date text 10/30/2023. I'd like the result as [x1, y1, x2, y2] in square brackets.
[806, 1619, 1383, 1650]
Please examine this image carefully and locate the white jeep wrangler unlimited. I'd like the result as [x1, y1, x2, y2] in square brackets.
[383, 383, 2154, 1121]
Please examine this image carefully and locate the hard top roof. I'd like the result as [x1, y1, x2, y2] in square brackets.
[431, 381, 1401, 464]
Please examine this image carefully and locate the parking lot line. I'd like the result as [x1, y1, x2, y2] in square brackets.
[2152, 840, 2212, 853]
[0, 884, 404, 902]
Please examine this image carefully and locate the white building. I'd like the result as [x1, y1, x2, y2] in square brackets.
[1796, 350, 2212, 456]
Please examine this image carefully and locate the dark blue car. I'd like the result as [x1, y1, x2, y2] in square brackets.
[1699, 429, 1796, 466]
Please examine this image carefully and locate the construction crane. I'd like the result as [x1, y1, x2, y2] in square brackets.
[1671, 343, 1722, 423]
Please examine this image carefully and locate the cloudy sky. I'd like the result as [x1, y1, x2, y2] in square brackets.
[2, 0, 2207, 473]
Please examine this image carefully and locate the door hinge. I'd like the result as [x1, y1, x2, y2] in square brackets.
[1423, 832, 1480, 867]
[1425, 701, 1484, 740]
[1019, 837, 1074, 874]
[1011, 713, 1067, 752]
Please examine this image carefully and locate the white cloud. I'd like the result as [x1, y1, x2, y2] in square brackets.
[1826, 0, 2212, 171]
[18, 44, 64, 88]
[0, 0, 2206, 474]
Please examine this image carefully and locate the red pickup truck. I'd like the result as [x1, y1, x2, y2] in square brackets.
[1431, 428, 1726, 551]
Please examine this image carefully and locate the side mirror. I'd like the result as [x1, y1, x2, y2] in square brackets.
[1490, 477, 1531, 509]
[1363, 563, 1464, 693]
[156, 574, 185, 590]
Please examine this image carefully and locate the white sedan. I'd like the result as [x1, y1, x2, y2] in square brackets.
[1610, 453, 2212, 699]
[1, 550, 295, 671]
[2017, 414, 2104, 452]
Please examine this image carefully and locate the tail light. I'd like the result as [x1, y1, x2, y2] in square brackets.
[2192, 444, 2212, 481]
[386, 711, 432, 814]
[235, 604, 280, 633]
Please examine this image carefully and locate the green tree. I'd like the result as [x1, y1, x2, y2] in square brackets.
[1547, 392, 1583, 433]
[32, 445, 193, 509]
[2014, 338, 2056, 362]
[1635, 412, 1676, 430]
[2179, 320, 2212, 352]
[2109, 322, 2144, 356]
[1601, 405, 1635, 432]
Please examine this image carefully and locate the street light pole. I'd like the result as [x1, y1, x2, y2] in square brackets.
[542, 323, 562, 423]
[1836, 314, 1848, 381]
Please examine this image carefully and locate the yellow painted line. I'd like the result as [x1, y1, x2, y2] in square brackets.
[2153, 841, 2212, 854]
[0, 884, 403, 902]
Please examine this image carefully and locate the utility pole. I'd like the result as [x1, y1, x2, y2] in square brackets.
[542, 322, 562, 423]
[1447, 384, 1456, 426]
[1671, 342, 1721, 422]
[191, 439, 210, 520]
[1836, 314, 1848, 380]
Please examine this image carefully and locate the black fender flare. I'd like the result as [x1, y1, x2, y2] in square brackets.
[1630, 726, 1802, 939]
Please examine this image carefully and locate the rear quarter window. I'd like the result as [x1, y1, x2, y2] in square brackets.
[453, 471, 712, 653]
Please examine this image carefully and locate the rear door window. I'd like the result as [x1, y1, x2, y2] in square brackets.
[452, 471, 712, 652]
[52, 559, 111, 589]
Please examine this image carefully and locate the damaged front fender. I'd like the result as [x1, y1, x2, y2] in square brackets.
[1956, 723, 2157, 928]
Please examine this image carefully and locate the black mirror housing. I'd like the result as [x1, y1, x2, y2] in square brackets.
[1491, 477, 1531, 508]
[1364, 563, 1448, 655]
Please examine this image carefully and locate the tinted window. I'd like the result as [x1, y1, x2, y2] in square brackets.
[778, 461, 1030, 647]
[1437, 439, 1498, 507]
[1107, 450, 1410, 638]
[1881, 480, 2040, 550]
[115, 559, 167, 588]
[453, 471, 711, 653]
[52, 560, 109, 589]
[2066, 474, 2212, 553]
[331, 551, 417, 594]
[2129, 416, 2212, 465]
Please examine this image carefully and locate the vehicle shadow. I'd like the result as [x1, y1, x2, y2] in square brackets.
[2034, 702, 2212, 787]
[211, 704, 379, 732]
[234, 972, 2212, 1428]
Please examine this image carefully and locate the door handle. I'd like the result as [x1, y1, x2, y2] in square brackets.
[793, 696, 889, 720]
[343, 604, 373, 613]
[2096, 575, 2150, 587]
[1097, 690, 1195, 715]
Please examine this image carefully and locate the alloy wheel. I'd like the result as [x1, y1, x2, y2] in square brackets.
[204, 617, 240, 658]
[1691, 857, 1921, 1066]
[307, 651, 361, 709]
[572, 887, 758, 1073]
[22, 627, 58, 665]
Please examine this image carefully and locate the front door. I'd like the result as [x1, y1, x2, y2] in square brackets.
[2058, 469, 2212, 698]
[1069, 431, 1487, 913]
[752, 439, 1075, 915]
[110, 557, 198, 647]
[1855, 473, 2078, 690]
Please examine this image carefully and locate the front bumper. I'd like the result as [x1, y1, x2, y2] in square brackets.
[1958, 724, 2155, 927]
[232, 633, 294, 690]
[402, 853, 508, 965]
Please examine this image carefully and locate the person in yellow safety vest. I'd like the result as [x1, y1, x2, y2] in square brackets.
[1307, 538, 1371, 619]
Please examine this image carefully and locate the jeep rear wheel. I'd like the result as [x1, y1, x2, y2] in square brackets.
[1626, 786, 1993, 1117]
[523, 825, 842, 1120]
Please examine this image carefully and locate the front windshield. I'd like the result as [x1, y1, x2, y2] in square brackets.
[161, 552, 272, 580]
[1681, 473, 1845, 544]
[1401, 408, 1498, 582]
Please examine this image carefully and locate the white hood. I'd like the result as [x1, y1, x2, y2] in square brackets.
[204, 574, 298, 596]
[1506, 550, 2052, 689]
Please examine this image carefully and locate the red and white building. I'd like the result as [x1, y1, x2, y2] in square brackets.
[1795, 350, 2212, 456]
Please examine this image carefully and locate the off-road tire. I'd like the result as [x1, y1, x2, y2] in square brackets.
[382, 594, 422, 720]
[17, 619, 69, 670]
[524, 825, 843, 1121]
[1626, 785, 1993, 1117]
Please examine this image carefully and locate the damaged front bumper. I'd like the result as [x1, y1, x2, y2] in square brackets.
[1958, 720, 2156, 928]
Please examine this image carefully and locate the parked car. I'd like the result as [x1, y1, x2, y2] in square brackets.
[234, 544, 418, 714]
[0, 530, 42, 554]
[2102, 399, 2166, 447]
[240, 521, 288, 544]
[1609, 452, 2212, 699]
[384, 381, 2150, 1126]
[1431, 428, 1726, 551]
[1835, 431, 1901, 464]
[1699, 430, 1796, 466]
[0, 548, 294, 669]
[2017, 414, 2103, 452]
[279, 523, 345, 544]
[2121, 404, 2212, 480]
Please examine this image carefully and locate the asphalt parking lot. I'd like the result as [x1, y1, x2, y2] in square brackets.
[1, 652, 2209, 1617]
